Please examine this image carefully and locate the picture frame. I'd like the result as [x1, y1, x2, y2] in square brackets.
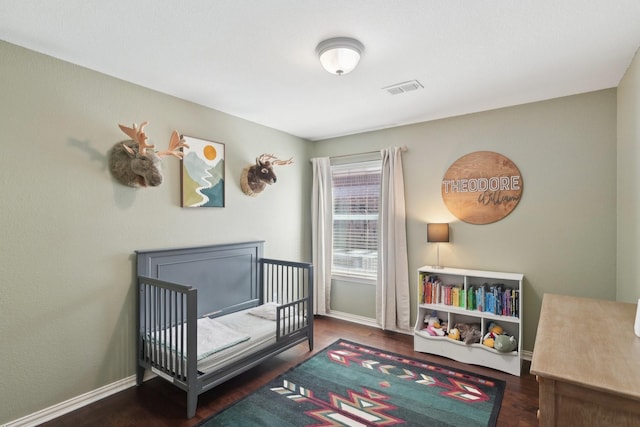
[180, 135, 225, 207]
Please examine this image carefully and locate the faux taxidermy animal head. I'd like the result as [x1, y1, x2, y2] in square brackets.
[109, 121, 188, 188]
[240, 153, 293, 196]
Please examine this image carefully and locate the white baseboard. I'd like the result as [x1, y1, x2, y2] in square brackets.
[3, 372, 155, 427]
[325, 310, 379, 328]
[325, 310, 412, 335]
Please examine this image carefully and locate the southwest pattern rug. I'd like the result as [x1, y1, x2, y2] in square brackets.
[198, 339, 505, 427]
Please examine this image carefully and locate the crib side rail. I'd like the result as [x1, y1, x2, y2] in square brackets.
[260, 259, 314, 341]
[137, 276, 197, 385]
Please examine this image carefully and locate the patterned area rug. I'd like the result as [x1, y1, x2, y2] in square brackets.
[198, 339, 505, 427]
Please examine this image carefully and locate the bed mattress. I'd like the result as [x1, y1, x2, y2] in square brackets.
[145, 305, 296, 374]
[196, 307, 280, 372]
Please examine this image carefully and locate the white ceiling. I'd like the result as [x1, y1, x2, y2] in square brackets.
[2, 1, 640, 141]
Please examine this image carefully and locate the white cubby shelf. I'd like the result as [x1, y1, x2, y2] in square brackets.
[414, 266, 524, 376]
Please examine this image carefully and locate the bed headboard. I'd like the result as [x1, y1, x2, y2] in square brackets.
[136, 241, 264, 318]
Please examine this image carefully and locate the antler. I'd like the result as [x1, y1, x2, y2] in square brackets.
[156, 131, 189, 159]
[258, 153, 294, 165]
[272, 157, 294, 166]
[118, 121, 156, 155]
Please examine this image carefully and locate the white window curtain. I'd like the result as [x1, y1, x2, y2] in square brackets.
[311, 157, 332, 315]
[376, 147, 411, 331]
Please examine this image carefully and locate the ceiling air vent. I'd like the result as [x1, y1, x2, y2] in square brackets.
[383, 80, 424, 95]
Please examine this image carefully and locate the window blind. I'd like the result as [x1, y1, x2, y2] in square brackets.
[331, 160, 381, 278]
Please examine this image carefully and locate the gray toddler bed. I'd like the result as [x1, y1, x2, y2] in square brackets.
[135, 241, 313, 418]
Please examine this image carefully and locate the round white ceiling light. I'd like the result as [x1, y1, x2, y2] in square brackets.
[316, 37, 364, 76]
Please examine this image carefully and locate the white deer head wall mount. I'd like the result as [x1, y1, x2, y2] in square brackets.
[109, 121, 188, 188]
[240, 153, 293, 196]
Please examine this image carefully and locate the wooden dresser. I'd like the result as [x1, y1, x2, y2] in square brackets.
[530, 294, 640, 426]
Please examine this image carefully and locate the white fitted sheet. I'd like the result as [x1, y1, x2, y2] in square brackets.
[196, 307, 280, 372]
[149, 316, 251, 361]
[145, 305, 305, 374]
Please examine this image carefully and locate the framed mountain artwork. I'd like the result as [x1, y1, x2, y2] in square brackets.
[181, 136, 225, 207]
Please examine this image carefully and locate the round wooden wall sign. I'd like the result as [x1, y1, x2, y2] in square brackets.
[442, 151, 523, 224]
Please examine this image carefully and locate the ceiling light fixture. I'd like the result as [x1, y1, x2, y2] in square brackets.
[316, 37, 364, 76]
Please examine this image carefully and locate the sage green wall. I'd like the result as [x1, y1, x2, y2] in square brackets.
[617, 48, 640, 303]
[312, 89, 618, 354]
[330, 278, 376, 319]
[0, 41, 311, 424]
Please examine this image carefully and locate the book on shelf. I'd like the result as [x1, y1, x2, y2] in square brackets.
[421, 273, 518, 317]
[421, 273, 464, 307]
[470, 283, 519, 318]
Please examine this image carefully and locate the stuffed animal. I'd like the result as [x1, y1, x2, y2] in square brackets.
[487, 322, 503, 335]
[494, 334, 517, 352]
[454, 322, 482, 344]
[483, 333, 495, 348]
[109, 122, 188, 188]
[448, 328, 460, 340]
[240, 154, 293, 196]
[482, 322, 504, 348]
[423, 312, 446, 337]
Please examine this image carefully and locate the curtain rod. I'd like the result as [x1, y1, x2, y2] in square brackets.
[329, 145, 408, 160]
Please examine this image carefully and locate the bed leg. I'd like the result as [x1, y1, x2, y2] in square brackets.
[136, 365, 145, 386]
[308, 336, 314, 351]
[187, 391, 198, 419]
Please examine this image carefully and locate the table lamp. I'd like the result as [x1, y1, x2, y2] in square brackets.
[427, 223, 449, 269]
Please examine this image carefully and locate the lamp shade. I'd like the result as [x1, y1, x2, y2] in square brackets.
[316, 37, 364, 76]
[427, 223, 449, 243]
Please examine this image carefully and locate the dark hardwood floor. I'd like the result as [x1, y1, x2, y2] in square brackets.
[41, 317, 539, 427]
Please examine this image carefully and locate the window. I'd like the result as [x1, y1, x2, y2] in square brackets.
[331, 160, 382, 279]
